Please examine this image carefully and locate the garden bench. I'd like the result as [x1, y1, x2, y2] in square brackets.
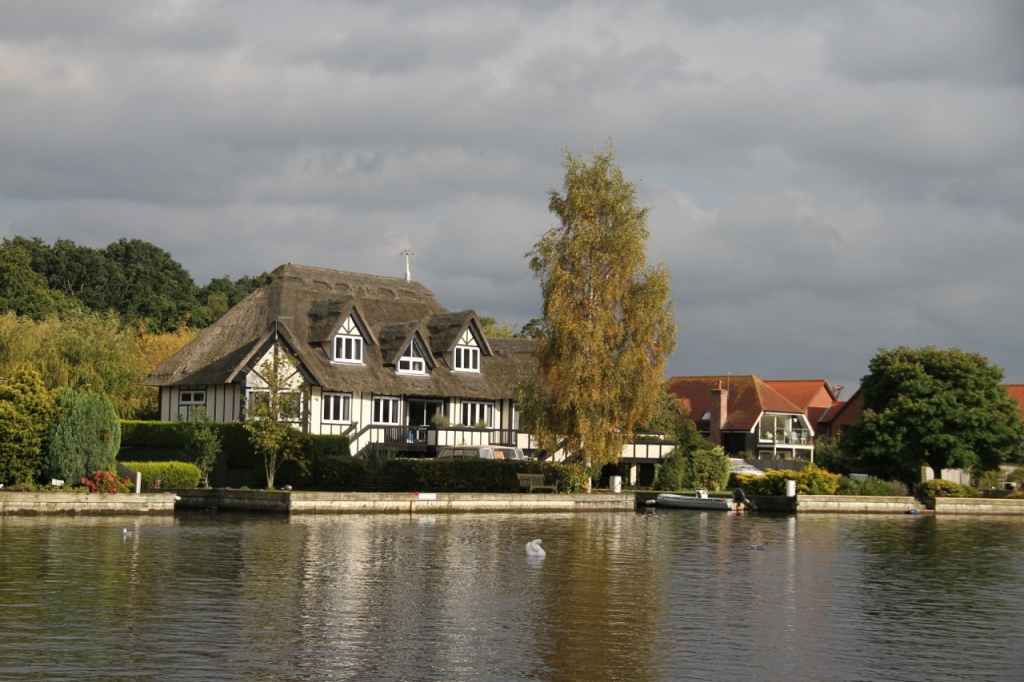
[517, 473, 557, 494]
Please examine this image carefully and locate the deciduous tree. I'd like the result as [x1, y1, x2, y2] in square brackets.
[243, 343, 307, 489]
[841, 346, 1024, 483]
[521, 143, 676, 468]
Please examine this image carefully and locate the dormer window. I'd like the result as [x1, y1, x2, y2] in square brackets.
[333, 315, 364, 364]
[454, 346, 479, 372]
[334, 335, 363, 363]
[397, 341, 427, 374]
[452, 329, 480, 372]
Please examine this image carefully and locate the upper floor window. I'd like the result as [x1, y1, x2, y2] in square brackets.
[397, 341, 426, 375]
[322, 392, 352, 423]
[453, 346, 480, 372]
[334, 335, 363, 363]
[333, 315, 365, 364]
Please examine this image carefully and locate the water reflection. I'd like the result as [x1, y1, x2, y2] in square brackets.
[2, 511, 1023, 681]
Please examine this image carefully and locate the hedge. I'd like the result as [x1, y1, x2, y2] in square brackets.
[305, 458, 589, 493]
[119, 420, 349, 480]
[121, 461, 201, 489]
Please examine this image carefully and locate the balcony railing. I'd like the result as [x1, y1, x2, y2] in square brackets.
[759, 428, 813, 445]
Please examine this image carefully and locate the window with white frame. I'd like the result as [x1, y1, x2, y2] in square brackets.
[333, 315, 364, 363]
[511, 402, 520, 430]
[178, 390, 207, 419]
[179, 390, 206, 406]
[397, 341, 426, 374]
[461, 400, 493, 427]
[453, 346, 479, 372]
[373, 396, 400, 425]
[452, 329, 480, 372]
[322, 392, 352, 423]
[246, 389, 303, 422]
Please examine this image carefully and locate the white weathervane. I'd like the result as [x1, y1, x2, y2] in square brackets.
[401, 247, 414, 281]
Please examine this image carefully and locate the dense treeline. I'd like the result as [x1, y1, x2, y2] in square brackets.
[0, 235, 270, 424]
[1, 236, 269, 330]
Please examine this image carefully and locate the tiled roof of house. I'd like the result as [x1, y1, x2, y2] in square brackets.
[665, 375, 804, 431]
[1006, 385, 1024, 418]
[144, 263, 534, 400]
[763, 380, 835, 410]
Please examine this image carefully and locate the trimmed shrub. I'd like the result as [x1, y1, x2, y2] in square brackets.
[317, 457, 368, 490]
[46, 390, 121, 482]
[917, 479, 978, 498]
[546, 462, 590, 493]
[120, 420, 187, 448]
[732, 463, 840, 496]
[654, 450, 685, 491]
[121, 461, 201, 489]
[681, 445, 730, 491]
[0, 369, 57, 486]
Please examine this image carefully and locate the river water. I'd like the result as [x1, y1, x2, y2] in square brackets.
[1, 509, 1022, 682]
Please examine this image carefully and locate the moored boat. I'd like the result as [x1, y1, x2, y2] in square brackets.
[656, 488, 732, 511]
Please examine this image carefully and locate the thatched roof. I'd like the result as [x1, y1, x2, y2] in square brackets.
[144, 264, 535, 400]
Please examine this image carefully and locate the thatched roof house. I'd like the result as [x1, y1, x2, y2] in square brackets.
[145, 264, 536, 453]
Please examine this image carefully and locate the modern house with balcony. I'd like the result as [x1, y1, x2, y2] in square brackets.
[143, 264, 539, 457]
[665, 374, 815, 460]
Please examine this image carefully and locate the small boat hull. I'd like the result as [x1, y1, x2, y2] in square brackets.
[656, 493, 732, 511]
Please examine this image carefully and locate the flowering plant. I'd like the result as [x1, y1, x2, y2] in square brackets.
[81, 470, 134, 494]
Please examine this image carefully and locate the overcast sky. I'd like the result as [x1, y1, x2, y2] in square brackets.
[2, 0, 1022, 392]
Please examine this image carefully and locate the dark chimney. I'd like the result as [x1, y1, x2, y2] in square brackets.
[709, 380, 728, 446]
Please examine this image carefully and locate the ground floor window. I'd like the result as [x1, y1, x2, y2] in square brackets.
[373, 396, 401, 425]
[178, 389, 207, 419]
[461, 400, 493, 428]
[246, 389, 303, 421]
[322, 392, 352, 423]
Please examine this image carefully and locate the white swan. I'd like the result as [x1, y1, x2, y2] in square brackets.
[525, 539, 546, 557]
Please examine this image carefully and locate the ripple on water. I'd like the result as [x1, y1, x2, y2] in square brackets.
[1, 512, 1023, 681]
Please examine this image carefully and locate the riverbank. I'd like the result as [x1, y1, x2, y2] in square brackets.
[0, 492, 177, 515]
[174, 489, 635, 513]
[5, 490, 1024, 515]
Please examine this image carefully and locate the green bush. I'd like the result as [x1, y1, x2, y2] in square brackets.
[46, 390, 121, 482]
[837, 476, 907, 496]
[976, 469, 1006, 490]
[917, 479, 978, 498]
[546, 462, 589, 493]
[1005, 490, 1024, 499]
[681, 445, 730, 490]
[121, 461, 201, 489]
[653, 450, 685, 490]
[732, 463, 840, 496]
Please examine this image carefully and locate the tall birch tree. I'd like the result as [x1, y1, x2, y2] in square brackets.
[521, 144, 676, 468]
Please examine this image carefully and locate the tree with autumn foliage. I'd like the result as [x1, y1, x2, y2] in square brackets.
[520, 143, 676, 469]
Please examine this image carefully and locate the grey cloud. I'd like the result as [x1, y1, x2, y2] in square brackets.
[825, 1, 1024, 86]
[2, 0, 1022, 388]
